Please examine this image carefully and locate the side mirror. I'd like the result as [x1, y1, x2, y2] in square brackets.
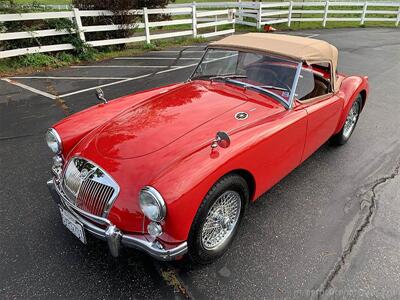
[96, 88, 107, 104]
[211, 131, 230, 149]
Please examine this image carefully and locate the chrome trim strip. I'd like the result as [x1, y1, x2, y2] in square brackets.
[48, 178, 187, 261]
[288, 62, 303, 109]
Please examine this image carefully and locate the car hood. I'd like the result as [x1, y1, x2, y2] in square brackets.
[93, 81, 247, 159]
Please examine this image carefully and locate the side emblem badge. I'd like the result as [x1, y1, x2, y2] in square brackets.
[235, 112, 248, 120]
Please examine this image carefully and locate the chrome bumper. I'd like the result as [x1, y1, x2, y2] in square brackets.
[47, 178, 187, 261]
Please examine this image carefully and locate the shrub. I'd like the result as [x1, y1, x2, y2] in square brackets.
[72, 0, 173, 48]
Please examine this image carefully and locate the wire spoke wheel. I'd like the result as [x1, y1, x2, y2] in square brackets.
[201, 190, 242, 251]
[343, 100, 360, 139]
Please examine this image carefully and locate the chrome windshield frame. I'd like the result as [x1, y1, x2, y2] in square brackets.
[188, 47, 304, 110]
[288, 62, 303, 109]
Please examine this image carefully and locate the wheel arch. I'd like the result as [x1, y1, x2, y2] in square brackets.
[359, 89, 367, 111]
[222, 169, 256, 202]
[334, 76, 368, 134]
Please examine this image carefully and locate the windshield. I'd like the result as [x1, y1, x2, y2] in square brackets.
[190, 48, 301, 108]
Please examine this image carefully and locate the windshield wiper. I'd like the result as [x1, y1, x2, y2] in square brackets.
[259, 85, 289, 92]
[209, 74, 248, 80]
[224, 78, 290, 109]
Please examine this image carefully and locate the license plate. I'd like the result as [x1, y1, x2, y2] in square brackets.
[59, 207, 87, 244]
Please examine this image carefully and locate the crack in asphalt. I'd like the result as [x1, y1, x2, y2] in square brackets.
[152, 261, 194, 299]
[46, 81, 72, 115]
[0, 134, 35, 141]
[317, 160, 400, 299]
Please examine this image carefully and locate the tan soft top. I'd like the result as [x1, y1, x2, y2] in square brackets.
[210, 33, 339, 91]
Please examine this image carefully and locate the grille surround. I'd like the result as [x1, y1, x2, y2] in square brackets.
[61, 157, 120, 218]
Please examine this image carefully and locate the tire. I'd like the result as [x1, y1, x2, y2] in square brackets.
[330, 94, 362, 146]
[187, 174, 249, 264]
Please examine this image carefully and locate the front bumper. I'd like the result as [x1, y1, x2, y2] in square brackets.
[47, 178, 187, 261]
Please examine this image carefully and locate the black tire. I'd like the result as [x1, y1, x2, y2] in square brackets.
[330, 94, 362, 146]
[187, 174, 249, 264]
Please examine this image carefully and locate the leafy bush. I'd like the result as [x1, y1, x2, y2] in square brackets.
[72, 0, 173, 49]
[18, 53, 61, 67]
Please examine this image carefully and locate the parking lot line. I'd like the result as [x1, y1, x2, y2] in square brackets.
[9, 76, 133, 80]
[1, 54, 233, 100]
[1, 78, 56, 99]
[150, 50, 204, 53]
[59, 63, 199, 98]
[71, 65, 181, 69]
[114, 57, 200, 60]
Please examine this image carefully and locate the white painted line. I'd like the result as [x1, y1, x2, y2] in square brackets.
[1, 78, 56, 99]
[71, 65, 181, 69]
[114, 57, 200, 60]
[306, 34, 320, 38]
[59, 54, 235, 98]
[9, 76, 131, 80]
[59, 63, 198, 98]
[150, 50, 204, 53]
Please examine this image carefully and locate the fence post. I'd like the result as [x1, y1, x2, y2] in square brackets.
[396, 5, 400, 26]
[238, 0, 243, 22]
[322, 0, 329, 27]
[143, 7, 151, 44]
[288, 1, 293, 27]
[73, 8, 85, 42]
[192, 3, 197, 37]
[257, 2, 262, 30]
[361, 1, 368, 25]
[231, 9, 236, 33]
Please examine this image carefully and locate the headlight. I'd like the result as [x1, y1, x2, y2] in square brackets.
[45, 128, 62, 154]
[139, 186, 166, 222]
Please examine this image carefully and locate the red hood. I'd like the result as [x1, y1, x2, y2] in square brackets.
[93, 81, 246, 159]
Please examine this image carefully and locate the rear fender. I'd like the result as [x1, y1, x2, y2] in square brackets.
[334, 75, 369, 134]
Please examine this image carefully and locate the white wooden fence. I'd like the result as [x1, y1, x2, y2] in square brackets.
[232, 1, 400, 28]
[0, 6, 235, 58]
[0, 1, 399, 59]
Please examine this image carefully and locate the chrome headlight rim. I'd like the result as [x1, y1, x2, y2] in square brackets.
[140, 186, 167, 222]
[46, 128, 62, 154]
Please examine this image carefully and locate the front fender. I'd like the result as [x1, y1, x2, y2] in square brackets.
[334, 75, 369, 134]
[152, 144, 243, 244]
[151, 108, 307, 244]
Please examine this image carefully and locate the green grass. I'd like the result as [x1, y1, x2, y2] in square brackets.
[12, 0, 70, 4]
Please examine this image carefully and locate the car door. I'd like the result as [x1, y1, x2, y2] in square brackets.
[295, 64, 344, 162]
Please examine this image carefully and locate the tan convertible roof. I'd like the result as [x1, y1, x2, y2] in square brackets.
[210, 33, 339, 90]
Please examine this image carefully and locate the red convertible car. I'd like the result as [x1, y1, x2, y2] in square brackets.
[46, 33, 369, 264]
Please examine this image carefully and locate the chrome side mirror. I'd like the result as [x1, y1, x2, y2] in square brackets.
[211, 131, 230, 149]
[96, 88, 107, 104]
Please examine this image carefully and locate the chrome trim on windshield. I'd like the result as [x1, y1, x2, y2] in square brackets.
[289, 62, 303, 109]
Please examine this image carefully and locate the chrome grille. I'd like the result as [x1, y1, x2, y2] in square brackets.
[62, 157, 119, 217]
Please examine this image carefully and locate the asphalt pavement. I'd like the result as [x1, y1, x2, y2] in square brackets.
[1, 28, 400, 299]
